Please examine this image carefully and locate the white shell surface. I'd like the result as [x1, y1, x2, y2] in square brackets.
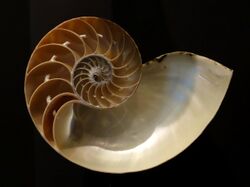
[51, 51, 232, 173]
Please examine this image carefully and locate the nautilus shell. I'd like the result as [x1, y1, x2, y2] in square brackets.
[25, 17, 233, 173]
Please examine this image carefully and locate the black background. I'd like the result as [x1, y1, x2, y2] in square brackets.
[1, 0, 249, 186]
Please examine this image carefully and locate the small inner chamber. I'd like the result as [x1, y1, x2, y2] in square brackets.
[72, 55, 113, 107]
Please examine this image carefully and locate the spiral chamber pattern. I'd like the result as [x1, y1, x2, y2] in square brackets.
[24, 17, 142, 142]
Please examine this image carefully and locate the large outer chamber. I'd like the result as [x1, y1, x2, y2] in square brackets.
[51, 52, 232, 173]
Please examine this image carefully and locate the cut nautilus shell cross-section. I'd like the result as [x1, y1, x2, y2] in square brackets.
[24, 16, 233, 173]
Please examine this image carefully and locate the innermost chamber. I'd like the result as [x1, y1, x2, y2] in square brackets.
[72, 55, 113, 107]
